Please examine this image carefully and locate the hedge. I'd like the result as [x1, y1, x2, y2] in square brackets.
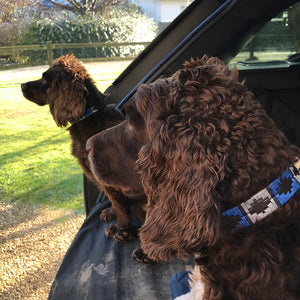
[19, 9, 157, 62]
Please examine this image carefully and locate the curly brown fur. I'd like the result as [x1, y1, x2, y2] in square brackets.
[21, 54, 129, 220]
[88, 55, 300, 298]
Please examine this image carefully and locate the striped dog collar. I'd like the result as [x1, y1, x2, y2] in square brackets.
[222, 160, 300, 227]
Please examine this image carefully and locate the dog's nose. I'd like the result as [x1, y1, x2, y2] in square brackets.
[21, 83, 26, 91]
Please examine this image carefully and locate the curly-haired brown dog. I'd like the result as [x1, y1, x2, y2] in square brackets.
[87, 56, 300, 299]
[21, 55, 132, 226]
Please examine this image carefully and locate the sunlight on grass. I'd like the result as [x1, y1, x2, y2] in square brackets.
[0, 60, 131, 213]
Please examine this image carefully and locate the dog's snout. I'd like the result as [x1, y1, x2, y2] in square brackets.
[86, 138, 93, 154]
[21, 83, 26, 92]
[86, 131, 107, 155]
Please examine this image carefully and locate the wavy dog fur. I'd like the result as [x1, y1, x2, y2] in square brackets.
[137, 56, 300, 299]
[88, 55, 300, 298]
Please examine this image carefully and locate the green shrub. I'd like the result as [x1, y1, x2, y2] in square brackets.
[19, 9, 157, 62]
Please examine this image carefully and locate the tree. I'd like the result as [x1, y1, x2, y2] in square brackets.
[0, 0, 33, 23]
[45, 0, 129, 16]
[0, 0, 37, 46]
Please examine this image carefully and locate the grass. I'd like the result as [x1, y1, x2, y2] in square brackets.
[0, 60, 132, 213]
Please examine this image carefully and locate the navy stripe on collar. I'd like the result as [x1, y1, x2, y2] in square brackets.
[222, 161, 300, 227]
[71, 107, 98, 125]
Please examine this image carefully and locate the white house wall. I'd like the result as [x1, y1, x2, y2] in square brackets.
[160, 0, 187, 22]
[139, 0, 160, 23]
[138, 0, 192, 23]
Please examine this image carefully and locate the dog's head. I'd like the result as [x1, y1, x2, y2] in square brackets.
[88, 56, 293, 261]
[21, 54, 91, 127]
[86, 102, 147, 198]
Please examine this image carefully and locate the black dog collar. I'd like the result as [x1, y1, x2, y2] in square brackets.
[71, 107, 98, 126]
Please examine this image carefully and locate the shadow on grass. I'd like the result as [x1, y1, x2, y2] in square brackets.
[14, 172, 83, 210]
[0, 174, 84, 231]
[1, 117, 85, 213]
[0, 130, 70, 166]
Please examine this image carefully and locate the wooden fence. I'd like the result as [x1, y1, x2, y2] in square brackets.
[0, 41, 150, 68]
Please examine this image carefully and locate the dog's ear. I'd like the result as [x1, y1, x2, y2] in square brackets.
[138, 118, 226, 261]
[48, 76, 86, 127]
[137, 59, 240, 261]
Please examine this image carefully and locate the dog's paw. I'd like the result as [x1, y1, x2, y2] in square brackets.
[100, 207, 116, 222]
[132, 248, 155, 264]
[105, 224, 138, 242]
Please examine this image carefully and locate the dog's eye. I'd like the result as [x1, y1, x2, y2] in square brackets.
[41, 74, 50, 86]
[42, 72, 49, 82]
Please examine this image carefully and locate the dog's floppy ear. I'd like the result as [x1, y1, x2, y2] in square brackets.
[48, 75, 86, 127]
[138, 116, 225, 261]
[137, 57, 240, 261]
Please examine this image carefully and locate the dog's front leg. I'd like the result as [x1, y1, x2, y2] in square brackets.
[100, 206, 116, 222]
[104, 187, 138, 242]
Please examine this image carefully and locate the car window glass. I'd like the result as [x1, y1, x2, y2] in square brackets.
[100, 0, 194, 87]
[231, 3, 300, 64]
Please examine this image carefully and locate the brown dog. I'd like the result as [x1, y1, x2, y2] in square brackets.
[87, 56, 300, 299]
[21, 55, 138, 229]
[86, 103, 147, 248]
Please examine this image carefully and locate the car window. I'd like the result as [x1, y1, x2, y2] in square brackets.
[231, 3, 300, 64]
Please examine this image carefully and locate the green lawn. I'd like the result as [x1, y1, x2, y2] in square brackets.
[0, 60, 131, 213]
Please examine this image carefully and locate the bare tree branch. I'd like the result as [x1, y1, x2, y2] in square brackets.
[68, 0, 82, 9]
[44, 0, 127, 16]
[91, 0, 97, 12]
[46, 0, 77, 11]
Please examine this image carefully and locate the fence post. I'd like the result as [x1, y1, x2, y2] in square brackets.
[46, 41, 53, 65]
[11, 47, 18, 62]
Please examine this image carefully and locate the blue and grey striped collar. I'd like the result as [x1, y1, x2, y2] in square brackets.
[222, 160, 300, 227]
